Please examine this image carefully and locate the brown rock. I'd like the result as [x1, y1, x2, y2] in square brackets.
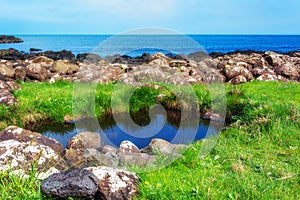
[52, 60, 79, 75]
[26, 63, 48, 81]
[228, 75, 247, 84]
[0, 89, 16, 105]
[225, 66, 253, 81]
[14, 66, 27, 81]
[275, 62, 299, 80]
[0, 64, 15, 78]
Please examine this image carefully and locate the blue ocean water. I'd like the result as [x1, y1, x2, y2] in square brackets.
[0, 34, 300, 57]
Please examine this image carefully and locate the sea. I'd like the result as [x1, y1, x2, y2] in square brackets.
[0, 34, 300, 57]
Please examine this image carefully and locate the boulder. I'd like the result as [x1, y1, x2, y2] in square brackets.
[0, 48, 25, 60]
[0, 64, 15, 78]
[0, 139, 61, 171]
[65, 132, 103, 166]
[77, 53, 101, 63]
[101, 145, 118, 154]
[6, 81, 21, 91]
[149, 52, 170, 62]
[14, 66, 27, 81]
[0, 80, 10, 90]
[52, 60, 79, 75]
[228, 75, 248, 84]
[257, 74, 278, 81]
[26, 63, 48, 81]
[119, 140, 141, 154]
[0, 126, 64, 156]
[0, 35, 23, 43]
[39, 50, 75, 61]
[29, 48, 42, 52]
[169, 60, 188, 68]
[67, 131, 103, 150]
[41, 168, 99, 198]
[141, 138, 187, 155]
[275, 62, 299, 80]
[251, 67, 275, 77]
[32, 56, 54, 68]
[86, 166, 139, 200]
[0, 89, 15, 105]
[224, 66, 253, 80]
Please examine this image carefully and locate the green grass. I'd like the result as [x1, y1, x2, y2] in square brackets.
[0, 80, 299, 199]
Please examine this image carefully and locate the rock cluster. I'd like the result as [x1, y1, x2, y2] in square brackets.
[0, 126, 187, 199]
[0, 49, 298, 90]
[0, 35, 23, 43]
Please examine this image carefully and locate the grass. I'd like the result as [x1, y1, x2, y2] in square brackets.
[0, 80, 299, 199]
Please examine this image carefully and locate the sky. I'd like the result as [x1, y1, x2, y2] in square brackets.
[0, 0, 299, 34]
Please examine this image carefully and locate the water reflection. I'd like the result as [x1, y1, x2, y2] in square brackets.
[32, 111, 217, 149]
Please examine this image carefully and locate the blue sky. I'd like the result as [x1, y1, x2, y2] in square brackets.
[0, 0, 299, 34]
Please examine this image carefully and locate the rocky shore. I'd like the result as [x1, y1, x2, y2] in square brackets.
[0, 48, 299, 199]
[0, 126, 183, 199]
[0, 48, 299, 105]
[0, 35, 23, 43]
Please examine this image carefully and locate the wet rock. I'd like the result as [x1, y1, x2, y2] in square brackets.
[0, 139, 61, 171]
[30, 48, 42, 52]
[52, 60, 79, 75]
[0, 35, 23, 43]
[26, 63, 48, 81]
[119, 140, 141, 154]
[0, 48, 25, 60]
[188, 51, 210, 61]
[41, 168, 98, 198]
[77, 53, 101, 63]
[228, 75, 248, 84]
[0, 89, 16, 105]
[0, 126, 64, 156]
[86, 166, 139, 200]
[39, 50, 75, 62]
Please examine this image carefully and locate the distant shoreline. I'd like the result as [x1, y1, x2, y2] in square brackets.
[1, 34, 300, 56]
